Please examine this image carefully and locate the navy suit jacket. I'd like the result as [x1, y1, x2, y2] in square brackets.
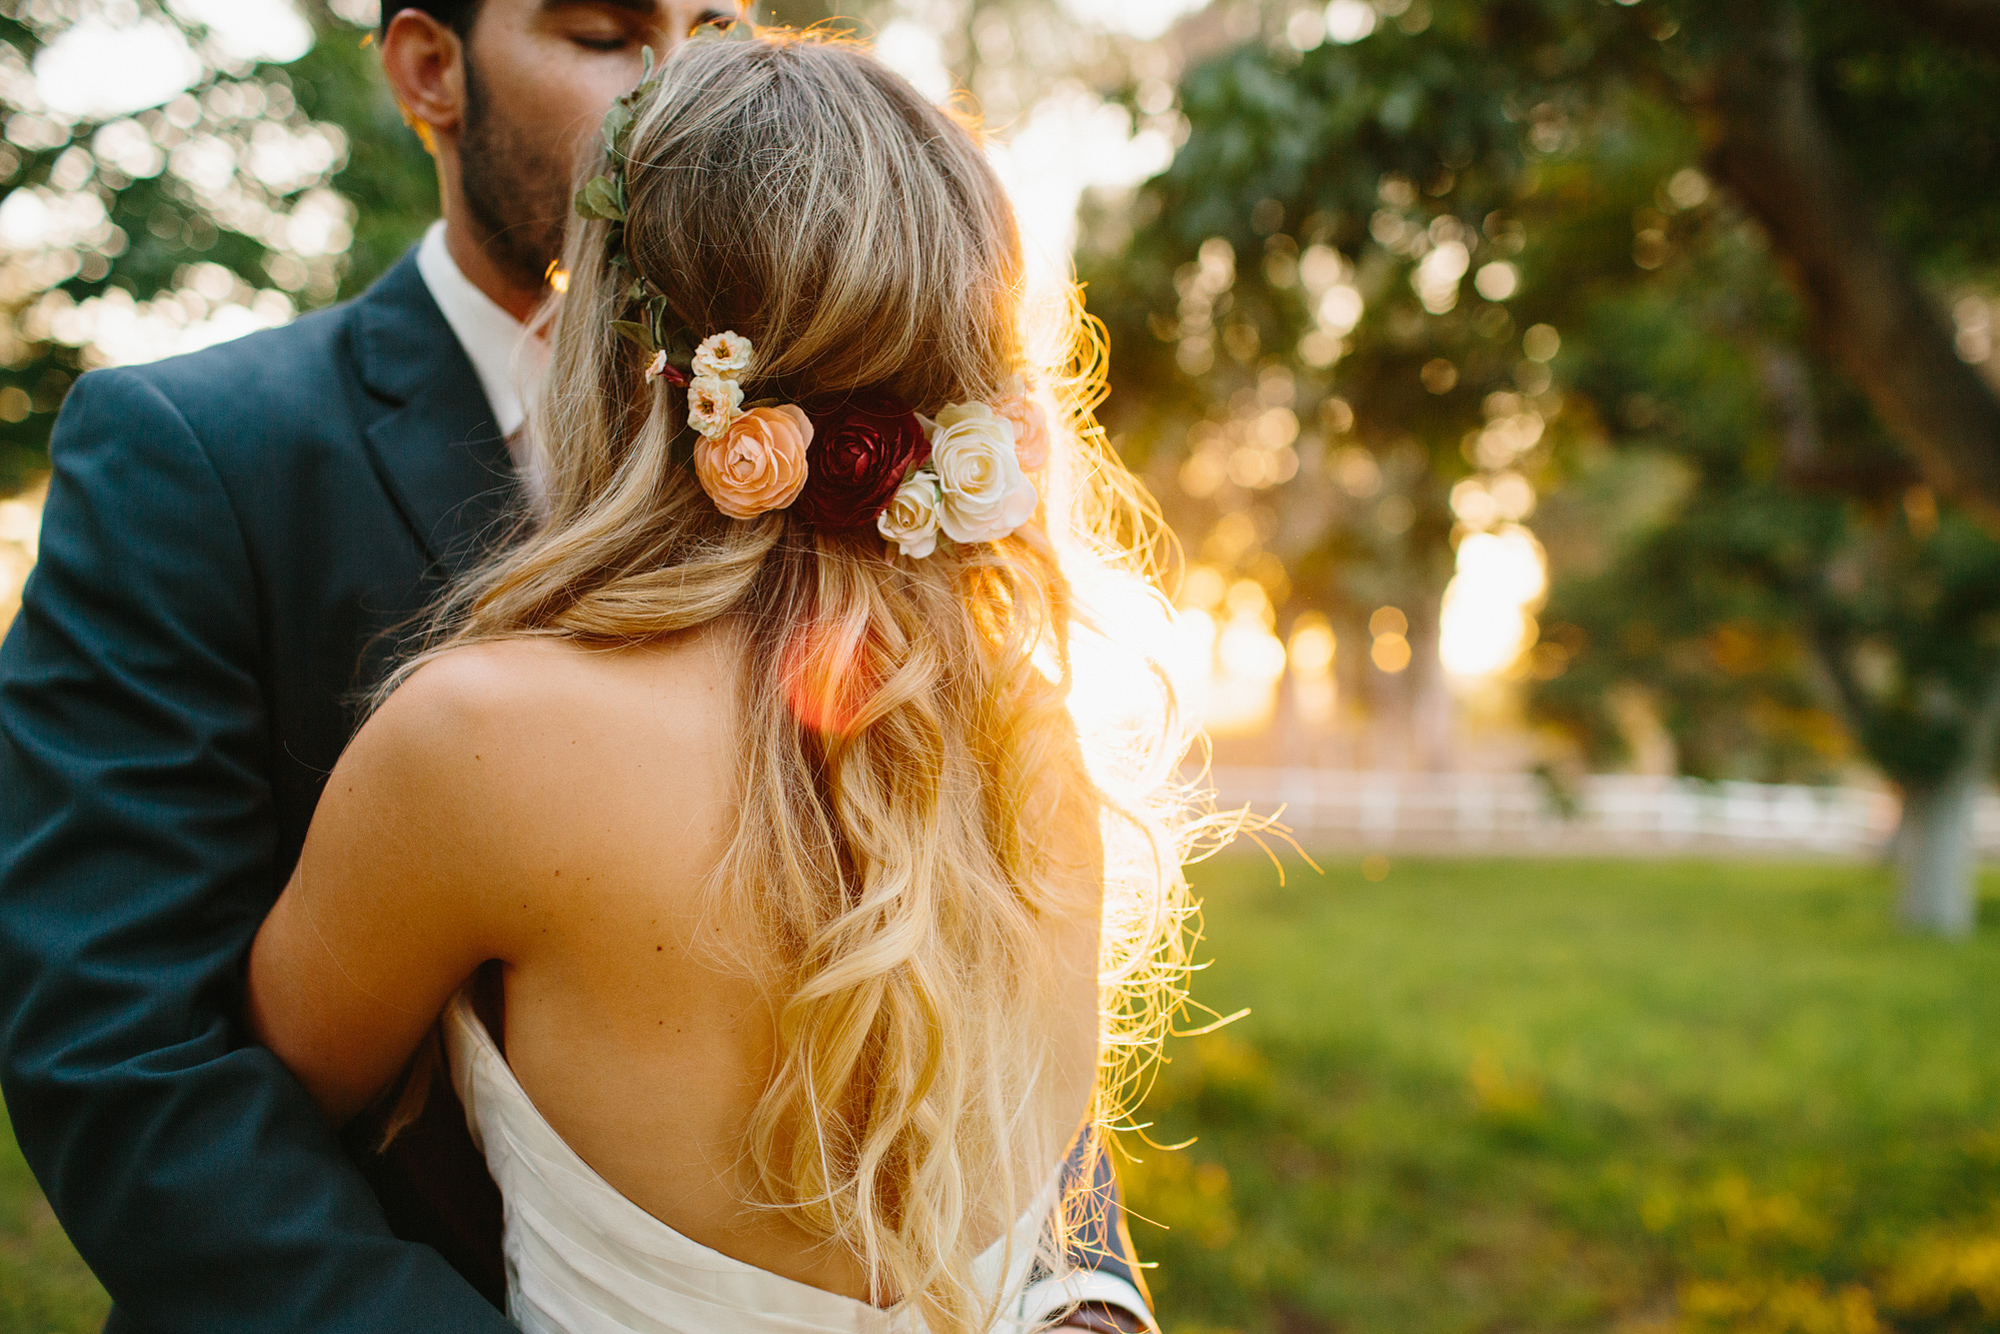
[0, 247, 1147, 1332]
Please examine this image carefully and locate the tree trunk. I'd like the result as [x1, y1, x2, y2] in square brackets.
[1695, 1, 2000, 524]
[1895, 769, 1982, 937]
[1891, 660, 2000, 936]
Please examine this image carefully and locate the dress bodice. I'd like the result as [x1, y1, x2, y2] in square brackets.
[441, 993, 1068, 1333]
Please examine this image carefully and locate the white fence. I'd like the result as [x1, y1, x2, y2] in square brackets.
[1209, 768, 2000, 856]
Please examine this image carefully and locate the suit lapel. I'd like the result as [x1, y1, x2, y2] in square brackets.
[352, 250, 526, 580]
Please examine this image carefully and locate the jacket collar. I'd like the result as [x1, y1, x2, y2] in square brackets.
[352, 247, 525, 580]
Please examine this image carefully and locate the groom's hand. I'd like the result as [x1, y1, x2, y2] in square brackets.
[1056, 1301, 1155, 1333]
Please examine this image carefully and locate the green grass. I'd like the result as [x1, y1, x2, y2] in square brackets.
[1124, 856, 2000, 1334]
[0, 1100, 107, 1334]
[4, 858, 1998, 1333]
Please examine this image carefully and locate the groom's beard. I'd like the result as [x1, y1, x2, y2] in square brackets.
[458, 49, 572, 293]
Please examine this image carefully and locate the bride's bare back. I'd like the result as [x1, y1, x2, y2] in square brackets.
[248, 629, 1103, 1302]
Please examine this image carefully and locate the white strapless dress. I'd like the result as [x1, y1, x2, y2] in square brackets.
[442, 993, 1107, 1334]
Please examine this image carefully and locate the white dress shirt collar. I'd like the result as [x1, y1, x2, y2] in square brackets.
[413, 220, 546, 438]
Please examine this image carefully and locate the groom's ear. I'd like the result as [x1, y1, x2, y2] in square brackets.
[380, 8, 469, 151]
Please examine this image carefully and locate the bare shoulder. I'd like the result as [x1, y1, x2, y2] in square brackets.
[343, 639, 567, 805]
[309, 642, 573, 886]
[356, 627, 741, 854]
[375, 636, 592, 732]
[373, 629, 740, 755]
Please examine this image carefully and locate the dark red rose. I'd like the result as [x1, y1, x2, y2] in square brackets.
[793, 390, 932, 529]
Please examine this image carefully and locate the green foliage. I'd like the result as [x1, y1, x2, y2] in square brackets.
[287, 7, 441, 300]
[1529, 106, 2000, 788]
[1077, 2, 1683, 723]
[574, 174, 626, 223]
[1123, 852, 2000, 1333]
[0, 1, 434, 488]
[1083, 0, 2000, 789]
[1792, 0, 2000, 278]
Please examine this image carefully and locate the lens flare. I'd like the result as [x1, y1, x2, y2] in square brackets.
[780, 616, 874, 737]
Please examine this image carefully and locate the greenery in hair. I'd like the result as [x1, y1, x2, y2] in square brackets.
[573, 43, 712, 379]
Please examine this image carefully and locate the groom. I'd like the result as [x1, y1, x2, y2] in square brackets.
[0, 2, 1154, 1332]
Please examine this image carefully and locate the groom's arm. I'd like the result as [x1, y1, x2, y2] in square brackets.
[0, 369, 512, 1333]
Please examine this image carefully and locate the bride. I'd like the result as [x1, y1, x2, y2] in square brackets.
[248, 27, 1197, 1334]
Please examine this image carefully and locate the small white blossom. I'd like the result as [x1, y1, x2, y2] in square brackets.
[877, 468, 943, 558]
[686, 374, 745, 439]
[692, 331, 754, 380]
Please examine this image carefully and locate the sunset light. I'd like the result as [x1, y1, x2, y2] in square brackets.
[1439, 526, 1547, 678]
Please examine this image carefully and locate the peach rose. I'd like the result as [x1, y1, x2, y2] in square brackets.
[993, 388, 1051, 472]
[694, 405, 812, 519]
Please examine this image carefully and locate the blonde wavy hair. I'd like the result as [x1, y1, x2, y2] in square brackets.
[389, 28, 1203, 1332]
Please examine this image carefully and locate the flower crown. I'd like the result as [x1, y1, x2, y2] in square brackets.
[571, 40, 1050, 556]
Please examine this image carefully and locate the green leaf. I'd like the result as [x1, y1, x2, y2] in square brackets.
[574, 175, 626, 222]
[610, 321, 657, 351]
[599, 100, 633, 155]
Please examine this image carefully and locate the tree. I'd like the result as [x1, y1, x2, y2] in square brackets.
[0, 0, 434, 489]
[1081, 0, 2000, 930]
[1690, 0, 2000, 522]
[1529, 191, 2000, 937]
[1080, 5, 1558, 762]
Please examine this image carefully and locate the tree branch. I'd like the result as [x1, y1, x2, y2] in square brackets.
[1693, 1, 2000, 522]
[1874, 0, 2000, 62]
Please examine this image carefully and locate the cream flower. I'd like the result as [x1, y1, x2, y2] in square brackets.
[930, 400, 1006, 438]
[694, 405, 812, 518]
[929, 401, 1039, 544]
[877, 468, 943, 558]
[644, 349, 670, 383]
[692, 331, 754, 380]
[686, 374, 744, 439]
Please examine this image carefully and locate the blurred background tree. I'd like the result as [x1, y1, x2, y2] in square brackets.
[0, 0, 438, 492]
[1078, 0, 2000, 932]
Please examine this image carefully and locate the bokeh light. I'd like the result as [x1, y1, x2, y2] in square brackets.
[1166, 566, 1290, 736]
[1439, 525, 1547, 678]
[1058, 0, 1211, 40]
[31, 18, 201, 118]
[1324, 0, 1378, 44]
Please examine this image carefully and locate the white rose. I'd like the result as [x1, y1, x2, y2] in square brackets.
[929, 401, 1039, 544]
[686, 374, 744, 439]
[877, 468, 943, 558]
[692, 331, 754, 380]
